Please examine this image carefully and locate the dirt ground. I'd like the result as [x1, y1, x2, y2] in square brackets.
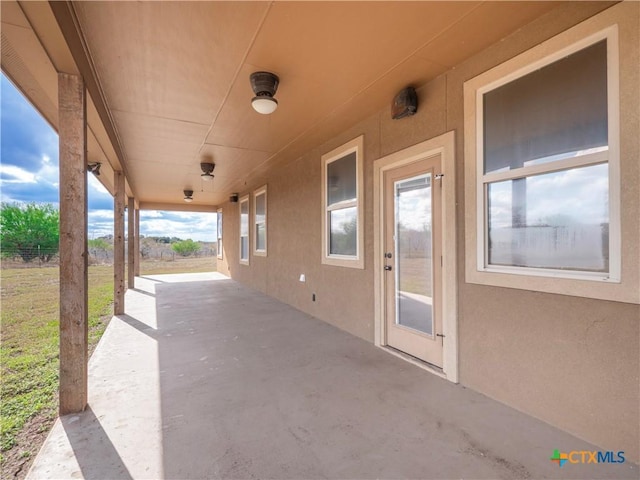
[1, 411, 56, 480]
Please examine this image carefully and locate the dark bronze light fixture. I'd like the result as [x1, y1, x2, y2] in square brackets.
[391, 87, 418, 119]
[183, 189, 194, 203]
[200, 162, 215, 181]
[87, 162, 101, 176]
[250, 71, 279, 114]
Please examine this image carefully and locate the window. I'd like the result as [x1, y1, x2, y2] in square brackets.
[464, 23, 627, 301]
[253, 186, 267, 256]
[483, 39, 611, 274]
[216, 208, 223, 260]
[239, 195, 249, 265]
[321, 136, 364, 268]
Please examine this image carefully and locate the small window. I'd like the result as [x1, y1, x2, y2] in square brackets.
[239, 195, 249, 265]
[216, 208, 223, 260]
[321, 136, 364, 268]
[253, 185, 267, 256]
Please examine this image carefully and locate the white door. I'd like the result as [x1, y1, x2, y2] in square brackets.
[383, 155, 443, 367]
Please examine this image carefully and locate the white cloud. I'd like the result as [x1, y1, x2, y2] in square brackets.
[88, 174, 111, 196]
[35, 159, 59, 185]
[0, 164, 37, 184]
[88, 209, 114, 239]
[140, 212, 217, 242]
[141, 210, 165, 218]
[89, 209, 115, 220]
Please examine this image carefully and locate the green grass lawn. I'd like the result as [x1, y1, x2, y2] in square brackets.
[139, 254, 217, 275]
[0, 265, 113, 464]
[0, 256, 217, 475]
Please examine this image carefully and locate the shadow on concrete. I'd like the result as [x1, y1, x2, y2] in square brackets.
[61, 407, 133, 480]
[130, 288, 156, 298]
[116, 314, 159, 339]
[138, 276, 167, 283]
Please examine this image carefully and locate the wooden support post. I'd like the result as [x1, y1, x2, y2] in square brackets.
[114, 171, 125, 315]
[58, 73, 88, 415]
[128, 197, 135, 289]
[134, 208, 140, 276]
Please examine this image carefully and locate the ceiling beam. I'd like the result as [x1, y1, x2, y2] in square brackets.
[48, 0, 135, 198]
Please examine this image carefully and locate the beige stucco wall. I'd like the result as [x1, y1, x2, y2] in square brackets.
[224, 117, 382, 342]
[218, 2, 639, 461]
[450, 1, 640, 463]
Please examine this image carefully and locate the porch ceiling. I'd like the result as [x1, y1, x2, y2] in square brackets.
[3, 1, 563, 209]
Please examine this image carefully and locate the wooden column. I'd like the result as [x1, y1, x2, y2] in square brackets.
[127, 197, 135, 289]
[114, 171, 125, 315]
[58, 73, 88, 415]
[134, 208, 140, 276]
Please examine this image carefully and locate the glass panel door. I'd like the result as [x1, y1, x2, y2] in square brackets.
[395, 174, 433, 336]
[383, 155, 443, 368]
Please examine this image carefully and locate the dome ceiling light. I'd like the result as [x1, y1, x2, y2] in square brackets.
[200, 162, 215, 181]
[250, 71, 279, 114]
[183, 189, 194, 203]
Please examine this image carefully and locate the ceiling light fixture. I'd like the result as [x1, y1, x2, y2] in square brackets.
[87, 162, 101, 176]
[200, 162, 215, 181]
[183, 189, 194, 203]
[250, 71, 279, 114]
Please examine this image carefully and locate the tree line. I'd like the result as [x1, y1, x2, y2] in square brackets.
[0, 203, 59, 262]
[1, 203, 207, 263]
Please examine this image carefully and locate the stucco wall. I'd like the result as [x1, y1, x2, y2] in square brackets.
[448, 1, 640, 462]
[225, 117, 382, 342]
[218, 2, 639, 461]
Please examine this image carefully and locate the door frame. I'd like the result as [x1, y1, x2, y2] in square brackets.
[373, 131, 458, 383]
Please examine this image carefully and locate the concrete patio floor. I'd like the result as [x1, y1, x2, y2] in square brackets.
[28, 273, 637, 479]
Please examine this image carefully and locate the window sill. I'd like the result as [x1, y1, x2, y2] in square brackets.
[466, 266, 638, 304]
[481, 265, 618, 283]
[321, 255, 364, 269]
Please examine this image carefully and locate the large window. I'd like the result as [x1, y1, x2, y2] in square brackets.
[239, 195, 249, 265]
[253, 185, 267, 256]
[321, 136, 364, 268]
[216, 208, 223, 260]
[464, 24, 625, 300]
[483, 39, 610, 274]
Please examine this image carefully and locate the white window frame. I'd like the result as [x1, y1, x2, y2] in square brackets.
[216, 208, 223, 260]
[321, 135, 364, 269]
[239, 194, 250, 265]
[253, 185, 267, 257]
[463, 21, 633, 303]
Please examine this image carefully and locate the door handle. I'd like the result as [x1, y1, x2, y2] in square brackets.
[384, 265, 392, 271]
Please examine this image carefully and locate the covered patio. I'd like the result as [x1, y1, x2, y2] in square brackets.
[27, 273, 637, 479]
[3, 0, 638, 472]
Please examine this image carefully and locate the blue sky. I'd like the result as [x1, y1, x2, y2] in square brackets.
[1, 74, 216, 242]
